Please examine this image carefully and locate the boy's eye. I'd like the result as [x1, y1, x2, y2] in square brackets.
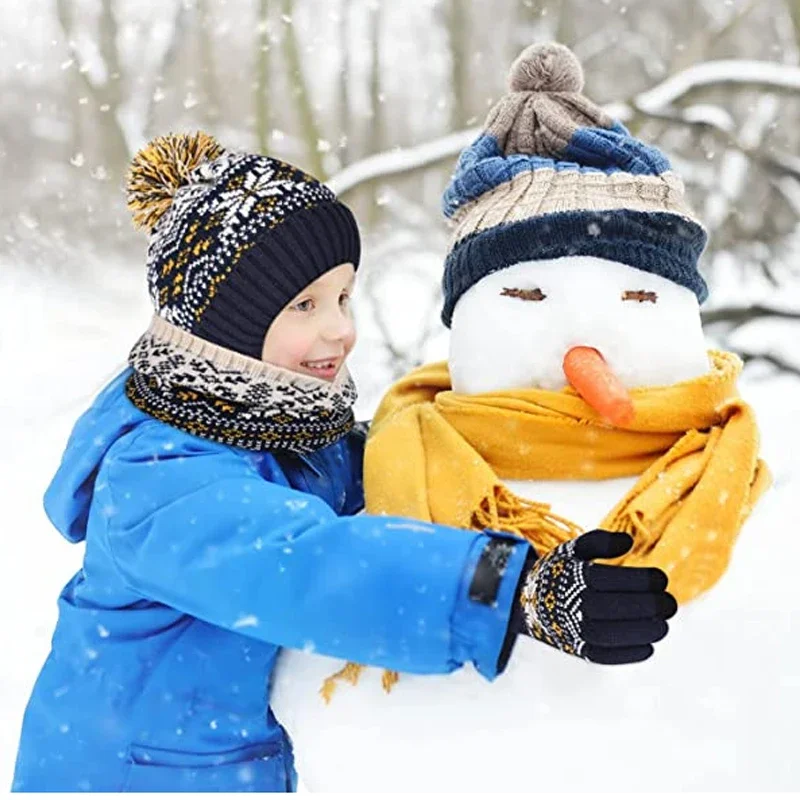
[292, 299, 315, 312]
[622, 290, 658, 304]
[501, 287, 547, 301]
[339, 291, 350, 306]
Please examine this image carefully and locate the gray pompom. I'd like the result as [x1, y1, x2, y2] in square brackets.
[507, 42, 584, 93]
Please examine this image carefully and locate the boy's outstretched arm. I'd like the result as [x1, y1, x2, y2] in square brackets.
[95, 424, 530, 681]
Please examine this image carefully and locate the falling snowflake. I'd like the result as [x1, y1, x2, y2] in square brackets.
[233, 614, 259, 629]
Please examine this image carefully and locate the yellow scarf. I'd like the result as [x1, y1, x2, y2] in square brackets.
[320, 350, 770, 700]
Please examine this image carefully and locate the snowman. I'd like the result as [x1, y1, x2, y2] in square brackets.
[271, 43, 785, 792]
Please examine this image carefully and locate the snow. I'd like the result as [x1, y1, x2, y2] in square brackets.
[0, 259, 151, 788]
[2, 252, 799, 792]
[233, 615, 261, 630]
[448, 256, 710, 394]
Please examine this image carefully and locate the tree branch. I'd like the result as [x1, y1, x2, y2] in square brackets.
[701, 305, 800, 326]
[327, 127, 478, 197]
[328, 57, 800, 198]
[634, 59, 800, 113]
[738, 350, 800, 379]
[280, 0, 325, 178]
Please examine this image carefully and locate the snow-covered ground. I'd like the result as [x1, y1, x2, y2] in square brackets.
[1, 256, 798, 790]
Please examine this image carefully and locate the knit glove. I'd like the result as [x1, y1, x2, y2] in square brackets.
[515, 530, 677, 664]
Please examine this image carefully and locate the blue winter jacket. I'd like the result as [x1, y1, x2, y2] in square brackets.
[12, 369, 529, 793]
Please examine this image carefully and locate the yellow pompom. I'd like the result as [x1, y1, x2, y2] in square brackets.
[126, 131, 225, 232]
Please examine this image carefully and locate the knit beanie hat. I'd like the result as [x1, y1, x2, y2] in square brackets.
[440, 42, 708, 327]
[126, 132, 361, 358]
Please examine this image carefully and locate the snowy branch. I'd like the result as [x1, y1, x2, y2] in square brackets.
[328, 58, 800, 198]
[701, 305, 800, 326]
[703, 305, 800, 379]
[326, 128, 479, 197]
[635, 59, 800, 112]
[738, 350, 800, 379]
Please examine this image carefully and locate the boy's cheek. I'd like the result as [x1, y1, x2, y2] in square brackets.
[262, 327, 314, 368]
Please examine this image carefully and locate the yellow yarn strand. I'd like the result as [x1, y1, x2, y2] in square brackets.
[472, 484, 583, 554]
[319, 662, 366, 704]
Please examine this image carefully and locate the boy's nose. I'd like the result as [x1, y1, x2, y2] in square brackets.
[322, 309, 355, 342]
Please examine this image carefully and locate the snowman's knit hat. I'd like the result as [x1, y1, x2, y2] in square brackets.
[440, 42, 708, 327]
[126, 132, 361, 358]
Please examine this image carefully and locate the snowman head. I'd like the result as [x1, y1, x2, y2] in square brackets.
[440, 43, 709, 421]
[449, 255, 710, 398]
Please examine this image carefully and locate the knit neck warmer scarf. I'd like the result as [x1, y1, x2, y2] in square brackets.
[321, 350, 771, 700]
[125, 315, 357, 454]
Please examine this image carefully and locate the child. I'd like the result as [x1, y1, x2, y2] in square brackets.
[12, 132, 674, 793]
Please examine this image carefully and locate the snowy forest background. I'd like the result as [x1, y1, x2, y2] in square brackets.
[3, 0, 800, 396]
[1, 0, 799, 789]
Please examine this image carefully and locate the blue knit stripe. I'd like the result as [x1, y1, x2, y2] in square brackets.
[561, 127, 672, 176]
[442, 129, 674, 219]
[440, 210, 708, 327]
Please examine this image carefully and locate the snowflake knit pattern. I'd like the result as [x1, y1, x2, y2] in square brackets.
[126, 315, 357, 454]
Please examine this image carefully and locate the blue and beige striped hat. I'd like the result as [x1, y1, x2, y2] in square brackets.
[440, 42, 708, 327]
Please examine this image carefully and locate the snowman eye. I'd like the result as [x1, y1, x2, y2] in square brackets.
[501, 287, 547, 302]
[622, 290, 658, 304]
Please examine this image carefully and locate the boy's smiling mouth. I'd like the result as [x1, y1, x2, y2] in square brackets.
[300, 357, 342, 379]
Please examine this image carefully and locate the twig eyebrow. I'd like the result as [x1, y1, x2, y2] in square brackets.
[501, 287, 547, 301]
[622, 290, 658, 303]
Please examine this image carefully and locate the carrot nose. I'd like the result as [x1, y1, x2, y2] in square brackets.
[562, 346, 635, 427]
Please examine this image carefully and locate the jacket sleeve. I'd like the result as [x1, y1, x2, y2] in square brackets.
[95, 425, 530, 681]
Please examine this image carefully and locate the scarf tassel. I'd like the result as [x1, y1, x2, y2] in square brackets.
[472, 484, 584, 555]
[320, 662, 399, 704]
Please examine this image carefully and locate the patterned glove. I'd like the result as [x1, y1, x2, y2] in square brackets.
[516, 530, 677, 664]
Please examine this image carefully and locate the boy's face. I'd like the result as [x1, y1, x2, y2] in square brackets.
[261, 262, 356, 381]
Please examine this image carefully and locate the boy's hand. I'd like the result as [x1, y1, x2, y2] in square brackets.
[518, 530, 677, 664]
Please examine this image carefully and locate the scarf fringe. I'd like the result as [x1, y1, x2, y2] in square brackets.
[319, 662, 399, 704]
[472, 484, 584, 554]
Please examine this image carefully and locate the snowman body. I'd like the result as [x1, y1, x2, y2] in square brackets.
[271, 258, 790, 791]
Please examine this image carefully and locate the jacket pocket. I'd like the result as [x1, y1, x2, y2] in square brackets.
[122, 741, 291, 793]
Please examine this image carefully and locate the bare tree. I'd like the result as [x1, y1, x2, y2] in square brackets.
[446, 0, 468, 130]
[56, 0, 129, 178]
[337, 0, 352, 166]
[56, 0, 187, 179]
[280, 0, 325, 177]
[365, 1, 384, 224]
[255, 0, 272, 154]
[196, 0, 222, 127]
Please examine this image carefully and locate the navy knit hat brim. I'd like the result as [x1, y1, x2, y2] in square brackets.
[441, 210, 708, 328]
[196, 200, 361, 358]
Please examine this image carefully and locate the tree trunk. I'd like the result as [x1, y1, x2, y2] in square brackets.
[446, 0, 468, 130]
[196, 0, 222, 126]
[280, 0, 325, 177]
[97, 0, 130, 174]
[56, 0, 130, 181]
[366, 2, 383, 225]
[788, 0, 800, 49]
[338, 0, 351, 166]
[255, 0, 271, 154]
